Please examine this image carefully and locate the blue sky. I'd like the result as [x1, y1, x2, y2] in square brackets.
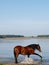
[0, 0, 49, 36]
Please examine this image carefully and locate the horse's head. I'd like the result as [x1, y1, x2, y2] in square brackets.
[27, 44, 42, 59]
[36, 44, 42, 52]
[36, 44, 42, 59]
[27, 44, 42, 52]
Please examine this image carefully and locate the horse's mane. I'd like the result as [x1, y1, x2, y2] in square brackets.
[27, 44, 39, 50]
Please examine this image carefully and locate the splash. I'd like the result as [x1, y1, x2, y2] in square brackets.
[20, 56, 39, 64]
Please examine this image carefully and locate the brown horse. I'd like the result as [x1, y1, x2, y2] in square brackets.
[14, 44, 42, 63]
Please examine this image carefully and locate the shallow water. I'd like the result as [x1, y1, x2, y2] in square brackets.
[0, 38, 49, 64]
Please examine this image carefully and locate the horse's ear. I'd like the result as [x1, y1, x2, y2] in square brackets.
[36, 43, 39, 45]
[36, 43, 39, 46]
[38, 44, 39, 45]
[37, 44, 39, 45]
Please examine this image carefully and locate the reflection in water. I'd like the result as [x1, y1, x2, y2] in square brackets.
[0, 39, 49, 64]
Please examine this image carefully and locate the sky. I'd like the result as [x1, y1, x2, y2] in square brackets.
[0, 0, 49, 36]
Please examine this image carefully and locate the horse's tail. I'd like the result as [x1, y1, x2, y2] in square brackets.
[14, 48, 18, 63]
[14, 49, 16, 59]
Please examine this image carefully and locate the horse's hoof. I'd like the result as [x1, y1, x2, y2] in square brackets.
[15, 61, 18, 63]
[40, 57, 42, 62]
[15, 62, 18, 63]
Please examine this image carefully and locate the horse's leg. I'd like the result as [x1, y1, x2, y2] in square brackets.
[14, 51, 18, 63]
[28, 55, 30, 58]
[34, 53, 42, 58]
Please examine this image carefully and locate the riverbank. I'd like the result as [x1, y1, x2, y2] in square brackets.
[0, 63, 42, 65]
[0, 37, 49, 40]
[0, 58, 42, 65]
[0, 62, 48, 65]
[0, 37, 32, 40]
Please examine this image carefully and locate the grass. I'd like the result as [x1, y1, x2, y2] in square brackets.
[0, 64, 4, 65]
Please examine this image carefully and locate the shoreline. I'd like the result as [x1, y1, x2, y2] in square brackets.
[0, 37, 49, 40]
[0, 37, 32, 40]
[0, 57, 49, 65]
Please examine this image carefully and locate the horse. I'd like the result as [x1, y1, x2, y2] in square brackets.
[14, 44, 42, 63]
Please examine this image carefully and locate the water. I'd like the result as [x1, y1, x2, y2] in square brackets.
[0, 38, 49, 64]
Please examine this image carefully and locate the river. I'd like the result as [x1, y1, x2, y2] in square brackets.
[0, 38, 49, 64]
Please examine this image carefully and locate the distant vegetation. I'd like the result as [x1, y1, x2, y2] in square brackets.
[0, 35, 24, 38]
[37, 35, 49, 37]
[0, 35, 49, 38]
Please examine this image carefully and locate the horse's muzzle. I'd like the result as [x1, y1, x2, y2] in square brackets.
[39, 51, 42, 59]
[39, 49, 42, 58]
[40, 52, 42, 57]
[39, 48, 42, 52]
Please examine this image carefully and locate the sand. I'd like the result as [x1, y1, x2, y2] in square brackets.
[0, 37, 33, 40]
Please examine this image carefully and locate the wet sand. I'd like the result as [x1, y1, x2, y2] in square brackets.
[0, 62, 48, 65]
[0, 61, 42, 65]
[0, 57, 49, 65]
[0, 57, 42, 65]
[0, 62, 49, 65]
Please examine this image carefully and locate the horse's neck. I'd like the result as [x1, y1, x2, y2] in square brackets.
[34, 45, 37, 50]
[28, 45, 36, 50]
[33, 46, 36, 50]
[31, 45, 37, 51]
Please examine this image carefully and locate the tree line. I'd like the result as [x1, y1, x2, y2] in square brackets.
[0, 35, 24, 38]
[37, 35, 49, 37]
